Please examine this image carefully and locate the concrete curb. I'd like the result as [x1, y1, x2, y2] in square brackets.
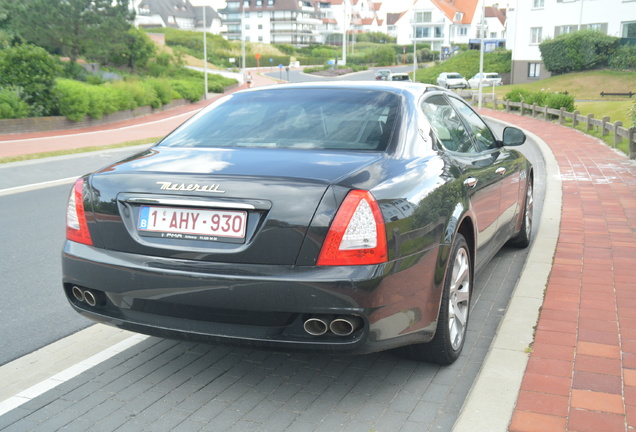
[453, 118, 562, 431]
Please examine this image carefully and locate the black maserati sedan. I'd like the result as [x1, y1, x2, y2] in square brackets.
[63, 81, 533, 365]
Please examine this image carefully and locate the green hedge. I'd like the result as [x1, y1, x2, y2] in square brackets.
[539, 30, 618, 74]
[55, 76, 208, 122]
[504, 88, 576, 112]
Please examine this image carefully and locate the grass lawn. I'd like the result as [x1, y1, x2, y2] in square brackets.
[485, 70, 635, 156]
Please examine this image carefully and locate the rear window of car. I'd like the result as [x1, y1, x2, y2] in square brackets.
[159, 88, 400, 151]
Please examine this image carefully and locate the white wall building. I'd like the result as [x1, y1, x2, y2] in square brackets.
[392, 0, 484, 52]
[221, 0, 322, 46]
[507, 0, 636, 84]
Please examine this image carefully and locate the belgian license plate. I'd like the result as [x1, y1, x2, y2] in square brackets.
[138, 206, 247, 242]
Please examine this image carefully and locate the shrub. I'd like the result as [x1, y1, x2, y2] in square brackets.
[56, 79, 90, 121]
[170, 79, 204, 102]
[373, 45, 396, 67]
[545, 92, 576, 112]
[146, 78, 176, 105]
[504, 88, 533, 103]
[630, 97, 636, 127]
[609, 44, 636, 70]
[0, 87, 30, 119]
[0, 43, 61, 116]
[540, 30, 618, 74]
[106, 81, 138, 110]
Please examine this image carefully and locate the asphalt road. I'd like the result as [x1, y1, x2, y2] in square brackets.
[264, 65, 415, 83]
[0, 146, 151, 365]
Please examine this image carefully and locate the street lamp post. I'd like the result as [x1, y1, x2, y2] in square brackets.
[413, 38, 417, 80]
[202, 5, 208, 99]
[342, 0, 347, 65]
[241, 1, 246, 83]
[478, 1, 486, 109]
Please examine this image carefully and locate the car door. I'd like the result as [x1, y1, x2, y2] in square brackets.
[447, 97, 523, 251]
[420, 94, 502, 270]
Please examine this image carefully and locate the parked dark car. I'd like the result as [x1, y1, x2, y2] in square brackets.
[375, 69, 391, 80]
[63, 82, 533, 365]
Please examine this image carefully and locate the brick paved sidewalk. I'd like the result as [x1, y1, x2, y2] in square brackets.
[481, 109, 636, 432]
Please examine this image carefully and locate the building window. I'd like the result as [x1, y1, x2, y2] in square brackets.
[258, 11, 263, 17]
[454, 12, 463, 21]
[533, 0, 544, 7]
[414, 27, 430, 38]
[582, 23, 607, 34]
[459, 27, 468, 36]
[268, 0, 274, 5]
[528, 63, 541, 78]
[258, 24, 263, 29]
[258, 36, 263, 41]
[622, 21, 636, 38]
[413, 11, 432, 23]
[256, 0, 262, 5]
[555, 25, 577, 36]
[530, 27, 543, 44]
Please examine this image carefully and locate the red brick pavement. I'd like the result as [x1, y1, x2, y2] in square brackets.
[482, 109, 636, 432]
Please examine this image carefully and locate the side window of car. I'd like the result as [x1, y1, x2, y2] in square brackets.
[447, 98, 498, 151]
[421, 95, 478, 154]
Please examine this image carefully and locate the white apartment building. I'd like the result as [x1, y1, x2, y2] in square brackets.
[391, 0, 486, 52]
[507, 0, 636, 84]
[221, 0, 322, 45]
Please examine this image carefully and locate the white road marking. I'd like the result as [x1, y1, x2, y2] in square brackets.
[0, 177, 78, 197]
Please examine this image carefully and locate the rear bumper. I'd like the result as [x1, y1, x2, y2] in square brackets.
[62, 241, 444, 354]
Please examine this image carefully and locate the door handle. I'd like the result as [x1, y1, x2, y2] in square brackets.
[464, 177, 478, 188]
[496, 167, 506, 175]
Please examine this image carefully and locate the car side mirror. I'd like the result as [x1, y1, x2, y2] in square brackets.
[502, 127, 526, 146]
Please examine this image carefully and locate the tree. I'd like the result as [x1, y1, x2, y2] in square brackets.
[0, 43, 60, 116]
[106, 27, 156, 71]
[4, 0, 134, 63]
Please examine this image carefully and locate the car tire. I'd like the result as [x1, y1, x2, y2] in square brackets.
[399, 233, 471, 365]
[509, 177, 533, 248]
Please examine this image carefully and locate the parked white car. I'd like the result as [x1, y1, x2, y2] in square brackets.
[468, 73, 503, 89]
[390, 73, 412, 82]
[436, 72, 469, 89]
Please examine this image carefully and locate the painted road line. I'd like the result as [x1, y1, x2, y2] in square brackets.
[0, 177, 78, 197]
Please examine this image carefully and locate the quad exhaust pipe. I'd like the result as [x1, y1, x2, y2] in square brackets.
[303, 315, 362, 337]
[71, 286, 105, 307]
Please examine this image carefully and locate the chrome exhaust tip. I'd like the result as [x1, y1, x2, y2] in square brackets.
[303, 317, 329, 336]
[71, 286, 85, 302]
[84, 290, 98, 307]
[330, 316, 362, 336]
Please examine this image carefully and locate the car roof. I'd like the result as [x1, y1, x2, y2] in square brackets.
[238, 81, 439, 97]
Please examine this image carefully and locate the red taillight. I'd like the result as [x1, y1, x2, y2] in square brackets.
[66, 178, 93, 246]
[317, 190, 387, 266]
